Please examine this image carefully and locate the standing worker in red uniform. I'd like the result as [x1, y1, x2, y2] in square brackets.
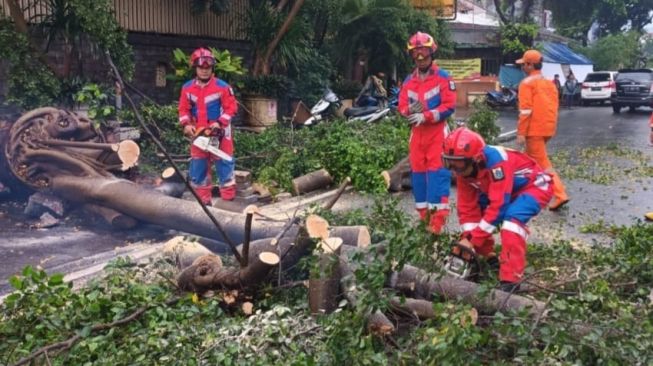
[398, 31, 457, 234]
[442, 127, 553, 291]
[178, 48, 238, 205]
[515, 49, 569, 211]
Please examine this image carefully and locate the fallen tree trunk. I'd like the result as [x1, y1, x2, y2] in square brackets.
[381, 157, 410, 192]
[50, 176, 284, 244]
[83, 204, 138, 230]
[292, 168, 333, 196]
[387, 264, 546, 317]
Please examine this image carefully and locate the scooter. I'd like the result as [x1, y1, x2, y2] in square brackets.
[303, 87, 393, 126]
[485, 86, 518, 108]
[303, 88, 341, 126]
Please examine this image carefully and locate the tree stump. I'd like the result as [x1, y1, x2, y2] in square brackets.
[309, 237, 343, 315]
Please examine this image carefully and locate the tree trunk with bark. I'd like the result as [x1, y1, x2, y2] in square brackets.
[252, 0, 305, 75]
[388, 264, 545, 317]
[381, 156, 410, 192]
[309, 238, 343, 315]
[292, 168, 333, 195]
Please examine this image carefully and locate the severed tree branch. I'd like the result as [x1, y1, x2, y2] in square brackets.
[11, 297, 180, 366]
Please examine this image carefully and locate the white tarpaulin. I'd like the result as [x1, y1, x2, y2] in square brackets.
[541, 63, 594, 84]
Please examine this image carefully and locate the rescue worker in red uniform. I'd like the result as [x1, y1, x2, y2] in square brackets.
[398, 32, 456, 234]
[178, 48, 238, 204]
[442, 127, 553, 291]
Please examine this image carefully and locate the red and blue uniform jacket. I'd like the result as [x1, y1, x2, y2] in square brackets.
[456, 146, 552, 243]
[398, 63, 456, 128]
[178, 76, 237, 130]
[398, 63, 457, 210]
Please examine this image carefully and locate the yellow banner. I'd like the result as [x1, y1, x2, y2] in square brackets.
[436, 59, 482, 80]
[410, 0, 457, 19]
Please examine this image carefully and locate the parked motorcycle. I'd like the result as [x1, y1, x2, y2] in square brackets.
[303, 85, 397, 126]
[485, 86, 518, 108]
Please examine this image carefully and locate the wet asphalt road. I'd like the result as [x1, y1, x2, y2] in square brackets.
[0, 104, 651, 293]
[460, 104, 653, 244]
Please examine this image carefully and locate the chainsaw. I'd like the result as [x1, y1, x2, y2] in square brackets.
[443, 241, 478, 280]
[191, 127, 233, 162]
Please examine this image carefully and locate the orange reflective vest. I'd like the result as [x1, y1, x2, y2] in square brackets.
[517, 71, 559, 137]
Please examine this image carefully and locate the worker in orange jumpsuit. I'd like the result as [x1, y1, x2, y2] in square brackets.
[515, 49, 569, 211]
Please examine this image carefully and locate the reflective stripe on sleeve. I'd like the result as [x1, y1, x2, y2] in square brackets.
[461, 223, 479, 232]
[479, 220, 496, 234]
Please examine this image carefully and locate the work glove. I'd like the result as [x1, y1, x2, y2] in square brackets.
[407, 113, 426, 126]
[409, 101, 424, 114]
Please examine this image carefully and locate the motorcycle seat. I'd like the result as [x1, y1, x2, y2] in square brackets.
[344, 106, 379, 118]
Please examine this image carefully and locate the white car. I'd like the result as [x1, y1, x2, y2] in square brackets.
[580, 71, 617, 106]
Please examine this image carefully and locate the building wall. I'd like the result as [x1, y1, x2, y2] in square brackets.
[127, 32, 250, 104]
[0, 0, 252, 105]
[2, 0, 248, 39]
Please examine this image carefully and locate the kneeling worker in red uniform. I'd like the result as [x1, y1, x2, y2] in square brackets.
[442, 128, 553, 291]
[178, 48, 238, 204]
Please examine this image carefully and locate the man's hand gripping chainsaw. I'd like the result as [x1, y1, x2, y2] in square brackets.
[443, 239, 479, 280]
[191, 126, 233, 162]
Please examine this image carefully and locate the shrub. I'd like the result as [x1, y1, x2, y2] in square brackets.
[465, 99, 501, 144]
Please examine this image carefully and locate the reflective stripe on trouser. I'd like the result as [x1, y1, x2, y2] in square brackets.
[411, 169, 451, 210]
[525, 136, 567, 202]
[410, 125, 449, 211]
[496, 183, 553, 282]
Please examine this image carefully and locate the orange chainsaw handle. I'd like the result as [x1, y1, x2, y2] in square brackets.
[194, 125, 223, 138]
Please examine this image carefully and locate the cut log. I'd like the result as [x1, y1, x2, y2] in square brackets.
[83, 204, 138, 230]
[305, 214, 329, 240]
[155, 167, 187, 198]
[242, 301, 254, 315]
[330, 226, 371, 248]
[387, 264, 545, 317]
[162, 167, 182, 182]
[381, 156, 410, 192]
[292, 168, 333, 196]
[309, 238, 343, 315]
[339, 257, 395, 336]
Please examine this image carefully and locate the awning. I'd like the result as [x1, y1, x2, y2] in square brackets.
[540, 42, 593, 65]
